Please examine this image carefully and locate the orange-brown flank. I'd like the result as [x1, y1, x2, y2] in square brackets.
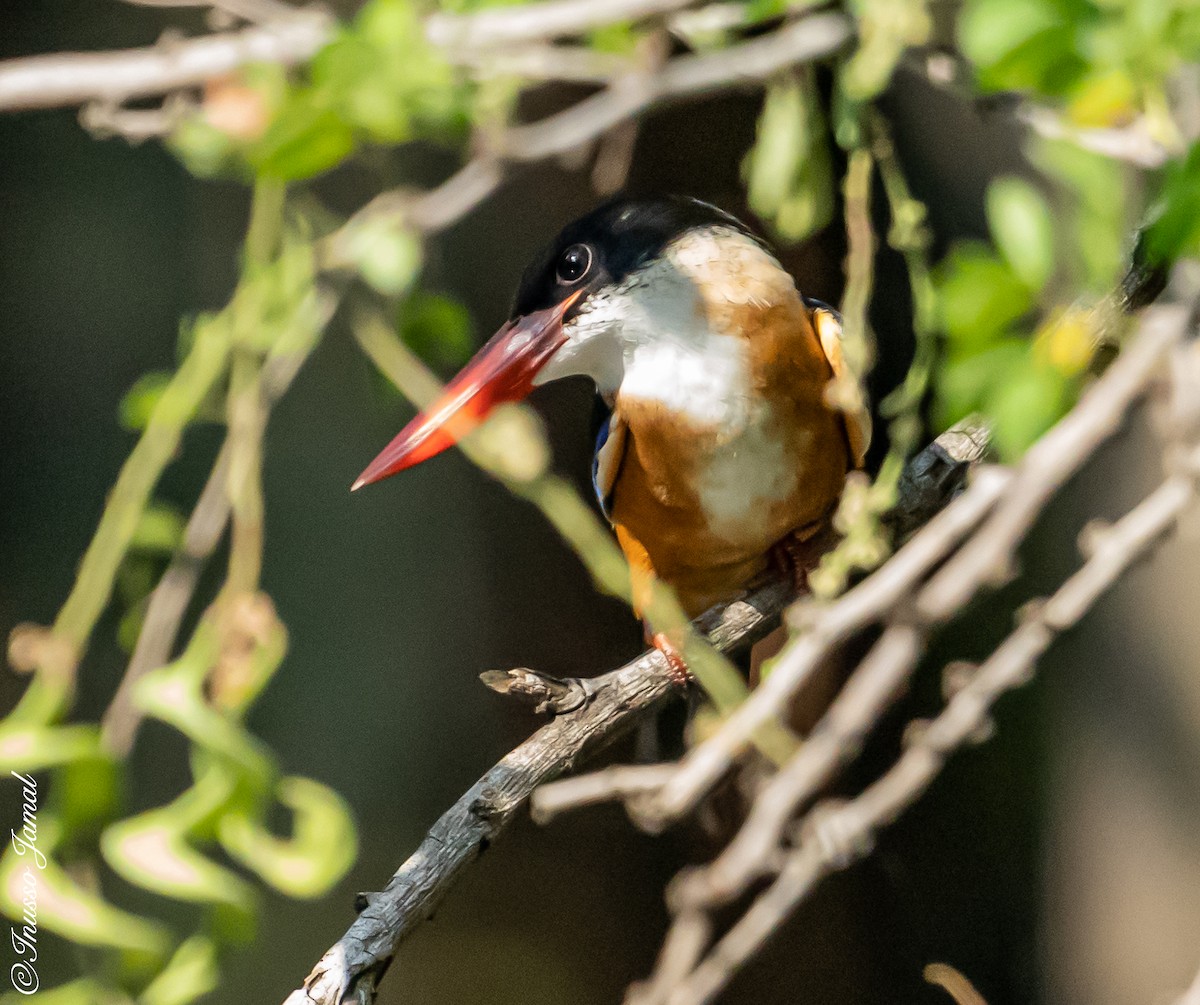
[606, 237, 857, 619]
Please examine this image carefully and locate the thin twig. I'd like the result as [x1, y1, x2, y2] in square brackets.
[425, 0, 696, 49]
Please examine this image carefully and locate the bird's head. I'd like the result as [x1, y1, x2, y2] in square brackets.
[352, 195, 764, 489]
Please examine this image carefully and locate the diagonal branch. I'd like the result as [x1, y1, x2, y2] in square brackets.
[282, 420, 987, 1005]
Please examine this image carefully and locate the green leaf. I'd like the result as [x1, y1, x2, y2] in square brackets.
[986, 177, 1055, 292]
[0, 814, 170, 957]
[1143, 141, 1200, 265]
[746, 0, 787, 22]
[0, 723, 103, 774]
[935, 338, 1029, 428]
[101, 764, 257, 916]
[960, 0, 1062, 70]
[985, 359, 1071, 460]
[346, 218, 424, 296]
[935, 243, 1033, 345]
[120, 372, 173, 431]
[131, 503, 187, 555]
[168, 117, 241, 179]
[54, 754, 123, 847]
[250, 97, 356, 181]
[743, 74, 834, 242]
[219, 776, 356, 898]
[133, 626, 277, 777]
[399, 293, 474, 369]
[841, 0, 931, 100]
[139, 937, 219, 1005]
[1030, 137, 1126, 289]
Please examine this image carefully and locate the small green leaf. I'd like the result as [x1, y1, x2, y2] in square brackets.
[219, 776, 356, 898]
[935, 338, 1028, 428]
[139, 937, 219, 1005]
[101, 767, 257, 915]
[131, 504, 187, 555]
[399, 293, 474, 369]
[250, 97, 356, 181]
[746, 0, 787, 22]
[986, 177, 1055, 292]
[959, 0, 1062, 70]
[985, 359, 1071, 460]
[0, 723, 103, 774]
[1143, 141, 1200, 265]
[0, 815, 170, 957]
[168, 117, 241, 179]
[120, 372, 173, 431]
[935, 243, 1033, 345]
[346, 218, 423, 296]
[55, 754, 123, 847]
[743, 74, 834, 242]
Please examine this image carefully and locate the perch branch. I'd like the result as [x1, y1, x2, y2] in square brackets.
[282, 421, 986, 1005]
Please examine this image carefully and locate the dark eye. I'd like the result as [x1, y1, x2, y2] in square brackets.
[556, 244, 592, 284]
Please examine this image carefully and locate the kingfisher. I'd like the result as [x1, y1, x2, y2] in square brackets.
[353, 195, 868, 673]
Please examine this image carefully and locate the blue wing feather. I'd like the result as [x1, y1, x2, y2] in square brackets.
[591, 399, 625, 522]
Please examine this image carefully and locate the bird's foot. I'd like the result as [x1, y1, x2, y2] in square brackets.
[651, 632, 693, 687]
[768, 520, 831, 595]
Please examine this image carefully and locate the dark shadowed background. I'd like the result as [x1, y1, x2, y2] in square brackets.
[2, 5, 1199, 1004]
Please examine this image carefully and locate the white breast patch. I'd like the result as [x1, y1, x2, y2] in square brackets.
[693, 412, 799, 541]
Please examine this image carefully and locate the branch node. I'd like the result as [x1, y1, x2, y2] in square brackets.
[353, 891, 382, 914]
[479, 667, 597, 714]
[797, 799, 873, 869]
[940, 660, 979, 700]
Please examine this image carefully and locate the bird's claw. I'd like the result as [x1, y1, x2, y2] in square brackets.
[651, 632, 693, 687]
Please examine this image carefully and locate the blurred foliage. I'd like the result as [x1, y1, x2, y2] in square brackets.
[934, 0, 1200, 459]
[4, 0, 1200, 1000]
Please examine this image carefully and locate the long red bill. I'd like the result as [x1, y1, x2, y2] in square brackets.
[352, 291, 582, 490]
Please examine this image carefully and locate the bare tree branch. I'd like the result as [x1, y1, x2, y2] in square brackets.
[0, 9, 332, 113]
[325, 10, 853, 253]
[282, 422, 987, 1005]
[635, 302, 1191, 832]
[425, 0, 696, 49]
[646, 435, 1200, 1005]
[530, 298, 1197, 1005]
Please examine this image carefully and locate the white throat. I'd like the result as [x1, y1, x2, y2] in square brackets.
[535, 257, 756, 430]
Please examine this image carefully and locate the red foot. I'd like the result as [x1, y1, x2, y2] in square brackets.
[651, 632, 693, 687]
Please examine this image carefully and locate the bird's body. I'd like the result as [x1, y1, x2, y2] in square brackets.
[355, 195, 867, 634]
[582, 226, 858, 616]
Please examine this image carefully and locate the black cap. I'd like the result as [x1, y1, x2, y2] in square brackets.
[512, 195, 762, 318]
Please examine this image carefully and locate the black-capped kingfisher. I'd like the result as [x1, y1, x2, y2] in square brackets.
[353, 196, 869, 672]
